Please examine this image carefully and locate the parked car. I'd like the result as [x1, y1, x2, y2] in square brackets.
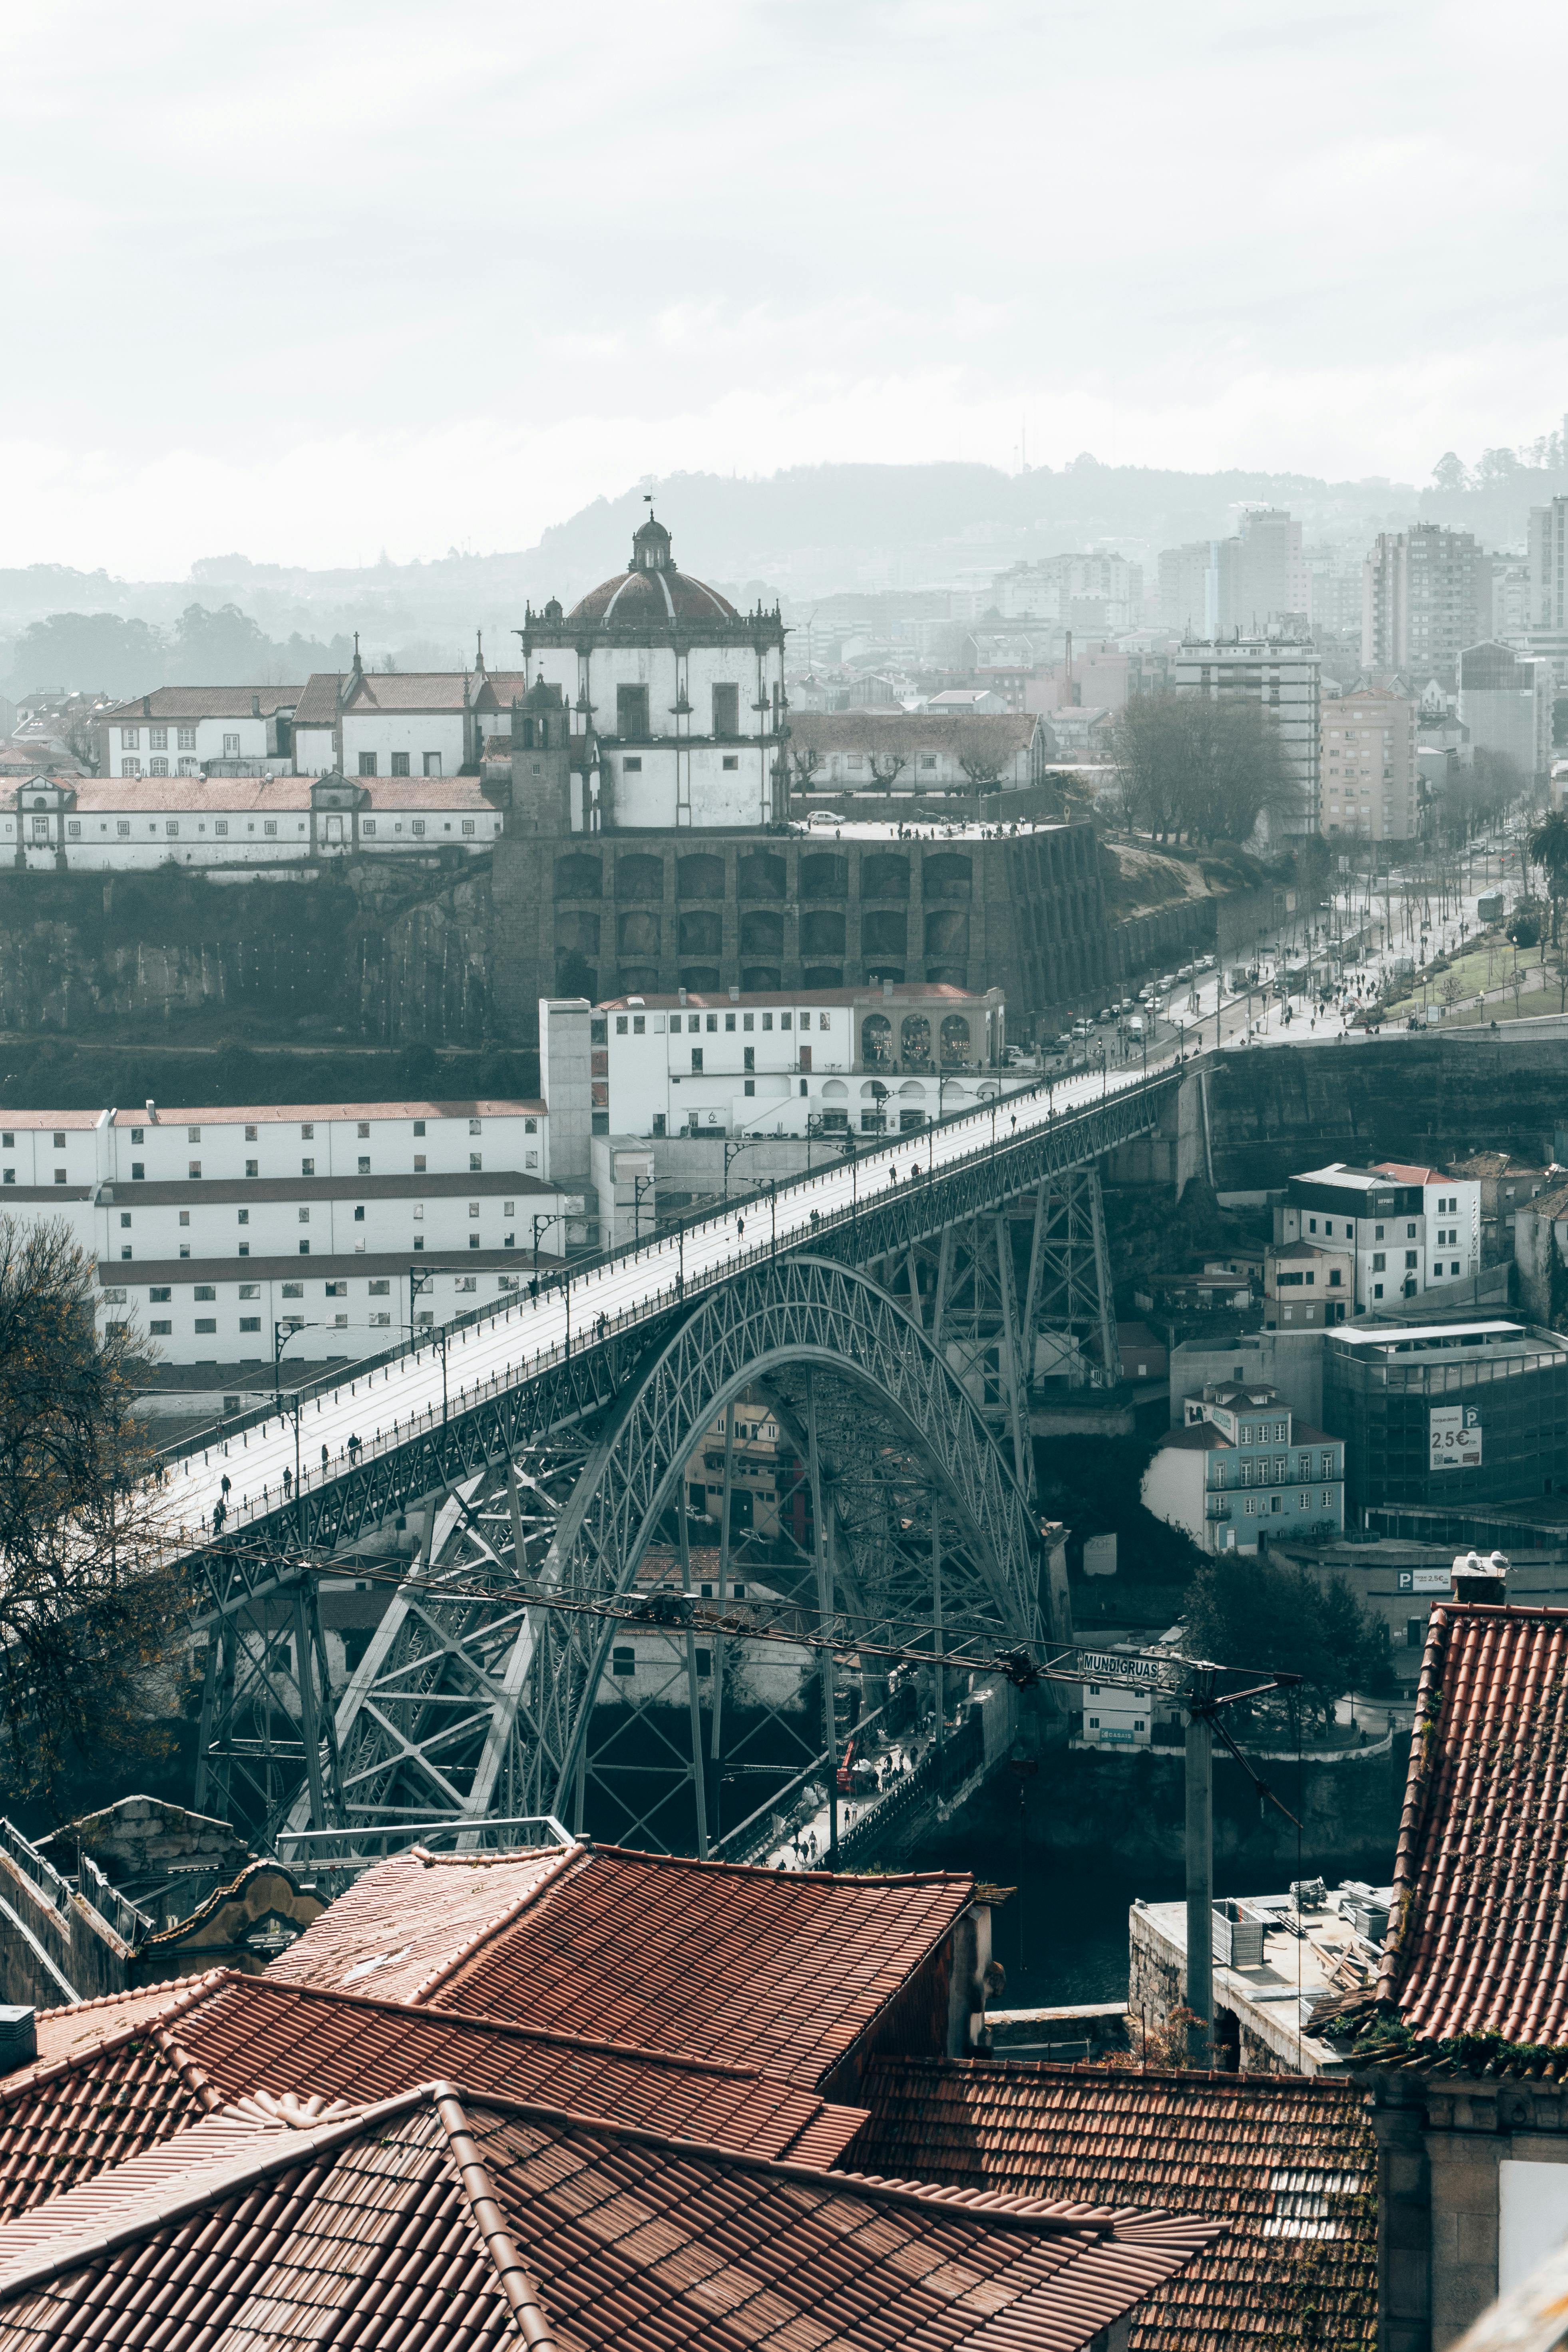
[1177, 963, 1195, 980]
[1126, 1014, 1146, 1038]
[1159, 974, 1176, 989]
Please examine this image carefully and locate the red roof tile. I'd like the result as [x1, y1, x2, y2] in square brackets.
[0, 2086, 1222, 2352]
[415, 1843, 977, 2087]
[846, 2057, 1376, 2352]
[179, 1974, 867, 2166]
[0, 1966, 867, 2219]
[263, 1842, 579, 2002]
[1378, 1600, 1568, 2048]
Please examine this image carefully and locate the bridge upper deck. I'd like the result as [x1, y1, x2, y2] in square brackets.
[161, 1057, 1182, 1558]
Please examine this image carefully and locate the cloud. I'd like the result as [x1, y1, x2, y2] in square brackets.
[0, 0, 1564, 571]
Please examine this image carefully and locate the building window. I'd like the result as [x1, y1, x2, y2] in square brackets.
[359, 754, 378, 776]
[462, 818, 475, 836]
[390, 753, 410, 776]
[239, 1315, 261, 1333]
[264, 820, 277, 836]
[67, 819, 81, 836]
[122, 758, 141, 776]
[302, 1158, 314, 1176]
[362, 819, 377, 836]
[612, 1646, 636, 1677]
[177, 726, 196, 750]
[721, 754, 739, 770]
[121, 729, 140, 749]
[149, 760, 168, 778]
[194, 1285, 217, 1301]
[412, 819, 425, 837]
[424, 752, 442, 777]
[149, 1319, 171, 1335]
[301, 1123, 314, 1137]
[117, 819, 130, 836]
[616, 684, 650, 737]
[223, 733, 240, 756]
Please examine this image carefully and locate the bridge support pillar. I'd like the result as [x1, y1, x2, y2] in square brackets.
[1021, 1165, 1117, 1394]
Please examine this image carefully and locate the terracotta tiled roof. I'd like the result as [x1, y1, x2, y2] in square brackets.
[420, 1843, 977, 2088]
[71, 778, 314, 811]
[0, 1966, 866, 2219]
[194, 1974, 865, 2164]
[28, 1978, 223, 2071]
[0, 1978, 225, 2220]
[1377, 1601, 1568, 2049]
[98, 689, 302, 720]
[846, 2056, 1375, 2352]
[264, 1843, 578, 2002]
[0, 2085, 1221, 2352]
[107, 1098, 544, 1128]
[789, 710, 1041, 761]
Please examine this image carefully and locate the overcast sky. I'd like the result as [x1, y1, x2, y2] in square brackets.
[4, 0, 1566, 575]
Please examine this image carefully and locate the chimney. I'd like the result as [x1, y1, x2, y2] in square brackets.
[728, 985, 740, 1003]
[1451, 1548, 1508, 1604]
[141, 694, 151, 718]
[882, 976, 894, 999]
[0, 2007, 36, 2070]
[252, 694, 261, 719]
[678, 986, 688, 1006]
[145, 1098, 157, 1122]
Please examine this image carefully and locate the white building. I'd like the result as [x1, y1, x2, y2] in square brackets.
[513, 513, 786, 834]
[782, 711, 1049, 795]
[993, 553, 1144, 631]
[292, 642, 525, 780]
[6, 774, 502, 872]
[97, 688, 302, 779]
[584, 981, 1007, 1143]
[1174, 632, 1321, 838]
[0, 1099, 561, 1369]
[1277, 1162, 1481, 1311]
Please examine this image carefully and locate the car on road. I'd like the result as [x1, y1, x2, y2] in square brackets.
[1159, 973, 1176, 989]
[1126, 1014, 1146, 1038]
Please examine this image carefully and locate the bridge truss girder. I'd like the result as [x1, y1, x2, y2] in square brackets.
[194, 1076, 1172, 1849]
[287, 1255, 1050, 1859]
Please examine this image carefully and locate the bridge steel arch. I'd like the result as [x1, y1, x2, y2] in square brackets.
[316, 1255, 1049, 1859]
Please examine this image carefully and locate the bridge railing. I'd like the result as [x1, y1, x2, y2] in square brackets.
[160, 1062, 1180, 1540]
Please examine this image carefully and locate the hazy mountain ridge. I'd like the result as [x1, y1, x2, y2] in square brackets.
[5, 452, 1565, 690]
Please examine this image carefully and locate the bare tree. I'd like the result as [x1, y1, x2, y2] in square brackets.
[866, 748, 907, 794]
[957, 741, 1010, 796]
[788, 738, 825, 792]
[0, 1218, 184, 1805]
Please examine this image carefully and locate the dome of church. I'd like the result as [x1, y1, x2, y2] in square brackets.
[566, 515, 740, 627]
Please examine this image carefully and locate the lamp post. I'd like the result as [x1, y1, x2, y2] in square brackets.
[723, 1135, 770, 1199]
[530, 1210, 560, 1277]
[631, 1172, 656, 1244]
[408, 1269, 450, 1423]
[273, 1317, 327, 1415]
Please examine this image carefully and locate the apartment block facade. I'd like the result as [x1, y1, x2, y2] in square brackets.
[1319, 687, 1418, 840]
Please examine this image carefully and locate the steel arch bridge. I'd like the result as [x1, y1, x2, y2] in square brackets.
[185, 1064, 1184, 1857]
[286, 1256, 1047, 1859]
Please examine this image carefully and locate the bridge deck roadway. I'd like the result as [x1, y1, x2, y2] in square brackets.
[161, 1056, 1181, 1558]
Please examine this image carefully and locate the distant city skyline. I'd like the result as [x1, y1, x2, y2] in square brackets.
[3, 0, 1566, 574]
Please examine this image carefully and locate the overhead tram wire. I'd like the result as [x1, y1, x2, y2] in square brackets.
[199, 1526, 1303, 1782]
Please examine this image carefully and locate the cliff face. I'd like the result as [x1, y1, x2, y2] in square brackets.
[0, 864, 495, 1048]
[1208, 1034, 1568, 1188]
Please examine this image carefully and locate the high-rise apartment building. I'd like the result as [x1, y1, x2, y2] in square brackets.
[1457, 642, 1553, 782]
[1159, 510, 1305, 638]
[1319, 688, 1418, 841]
[1528, 497, 1568, 630]
[1174, 633, 1321, 838]
[1361, 525, 1492, 687]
